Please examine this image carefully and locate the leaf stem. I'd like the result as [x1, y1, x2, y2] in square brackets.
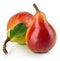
[33, 3, 40, 13]
[3, 37, 10, 54]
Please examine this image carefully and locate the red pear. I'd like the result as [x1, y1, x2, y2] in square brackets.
[26, 4, 56, 53]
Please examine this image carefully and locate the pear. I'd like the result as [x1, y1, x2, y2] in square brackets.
[26, 4, 56, 53]
[3, 12, 33, 54]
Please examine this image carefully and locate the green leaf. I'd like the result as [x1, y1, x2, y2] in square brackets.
[10, 23, 27, 39]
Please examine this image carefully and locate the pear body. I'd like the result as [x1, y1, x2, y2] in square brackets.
[7, 12, 33, 44]
[26, 13, 56, 53]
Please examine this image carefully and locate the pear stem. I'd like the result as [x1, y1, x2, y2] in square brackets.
[3, 37, 10, 54]
[33, 3, 40, 13]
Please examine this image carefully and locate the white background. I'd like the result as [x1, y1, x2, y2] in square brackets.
[0, 0, 60, 61]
